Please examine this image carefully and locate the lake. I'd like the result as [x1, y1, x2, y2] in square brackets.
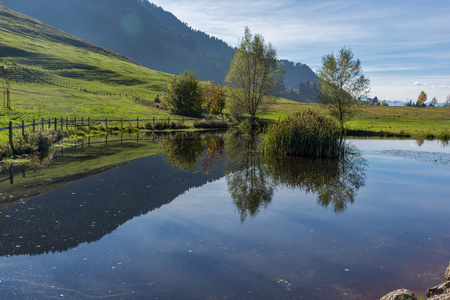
[0, 134, 449, 299]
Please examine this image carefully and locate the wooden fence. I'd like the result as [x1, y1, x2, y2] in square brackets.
[0, 116, 197, 145]
[0, 132, 160, 184]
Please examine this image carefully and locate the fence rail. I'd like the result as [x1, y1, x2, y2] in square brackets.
[0, 116, 199, 146]
[0, 132, 205, 184]
[0, 116, 197, 132]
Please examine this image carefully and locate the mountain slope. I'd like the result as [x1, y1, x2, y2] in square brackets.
[3, 0, 318, 100]
[0, 5, 173, 126]
[3, 0, 235, 82]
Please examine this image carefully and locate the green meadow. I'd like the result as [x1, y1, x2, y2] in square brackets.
[1, 5, 449, 144]
[267, 100, 450, 139]
[0, 6, 172, 126]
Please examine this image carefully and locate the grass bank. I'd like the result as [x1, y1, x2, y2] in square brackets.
[264, 102, 450, 139]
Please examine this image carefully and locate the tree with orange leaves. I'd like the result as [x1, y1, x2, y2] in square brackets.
[202, 81, 226, 115]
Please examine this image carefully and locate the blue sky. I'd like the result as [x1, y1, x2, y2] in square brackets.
[149, 0, 450, 102]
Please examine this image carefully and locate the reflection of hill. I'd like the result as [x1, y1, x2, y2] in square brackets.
[0, 141, 164, 208]
[0, 155, 224, 257]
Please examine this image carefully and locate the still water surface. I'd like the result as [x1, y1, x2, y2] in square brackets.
[0, 137, 449, 299]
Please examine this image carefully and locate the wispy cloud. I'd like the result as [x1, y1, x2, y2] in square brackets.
[149, 0, 450, 101]
[414, 82, 426, 86]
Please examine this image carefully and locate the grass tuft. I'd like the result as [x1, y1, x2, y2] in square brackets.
[263, 109, 342, 159]
[193, 120, 228, 129]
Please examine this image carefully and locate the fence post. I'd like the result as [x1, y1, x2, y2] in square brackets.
[6, 90, 10, 108]
[74, 116, 77, 130]
[66, 117, 69, 131]
[41, 118, 44, 131]
[88, 117, 90, 128]
[121, 117, 123, 131]
[54, 117, 57, 131]
[22, 120, 25, 137]
[9, 166, 13, 184]
[33, 119, 35, 132]
[48, 118, 51, 129]
[9, 121, 15, 155]
[137, 117, 139, 128]
[105, 117, 108, 129]
[60, 117, 63, 131]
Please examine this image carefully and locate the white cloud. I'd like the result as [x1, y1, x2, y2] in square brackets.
[148, 0, 450, 101]
[432, 85, 450, 89]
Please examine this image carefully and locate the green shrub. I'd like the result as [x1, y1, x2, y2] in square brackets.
[161, 71, 204, 117]
[125, 127, 139, 134]
[263, 109, 342, 159]
[193, 120, 228, 129]
[424, 133, 435, 140]
[437, 130, 449, 141]
[149, 121, 188, 131]
[75, 130, 87, 137]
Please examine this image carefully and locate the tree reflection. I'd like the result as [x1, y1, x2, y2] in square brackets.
[161, 134, 205, 172]
[201, 136, 225, 174]
[265, 148, 366, 213]
[225, 134, 367, 220]
[224, 133, 274, 222]
[161, 134, 225, 173]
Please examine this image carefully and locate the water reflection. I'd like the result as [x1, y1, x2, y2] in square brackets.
[162, 134, 205, 172]
[161, 133, 225, 173]
[0, 155, 225, 257]
[224, 134, 367, 220]
[224, 134, 274, 222]
[0, 132, 367, 257]
[265, 150, 367, 213]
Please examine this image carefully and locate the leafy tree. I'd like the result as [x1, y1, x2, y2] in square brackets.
[316, 47, 370, 133]
[202, 81, 226, 115]
[417, 91, 427, 107]
[431, 97, 437, 107]
[225, 27, 284, 122]
[162, 71, 203, 117]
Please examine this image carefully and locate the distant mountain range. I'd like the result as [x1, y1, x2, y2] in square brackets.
[3, 0, 317, 100]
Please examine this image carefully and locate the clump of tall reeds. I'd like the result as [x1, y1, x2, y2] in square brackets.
[193, 120, 228, 129]
[263, 110, 342, 159]
[146, 121, 188, 130]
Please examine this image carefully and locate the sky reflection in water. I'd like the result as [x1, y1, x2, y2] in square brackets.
[0, 136, 449, 299]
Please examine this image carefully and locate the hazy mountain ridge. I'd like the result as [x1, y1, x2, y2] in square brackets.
[3, 0, 318, 101]
[0, 6, 137, 65]
[3, 0, 235, 82]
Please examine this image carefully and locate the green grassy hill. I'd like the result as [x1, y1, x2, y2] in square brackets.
[0, 6, 448, 142]
[0, 5, 174, 128]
